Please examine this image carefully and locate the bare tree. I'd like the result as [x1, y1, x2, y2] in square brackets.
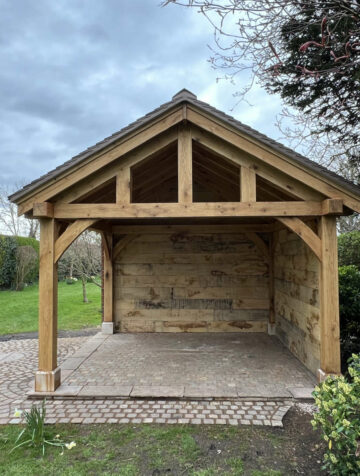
[60, 231, 101, 303]
[163, 1, 360, 165]
[0, 185, 39, 238]
[14, 245, 38, 291]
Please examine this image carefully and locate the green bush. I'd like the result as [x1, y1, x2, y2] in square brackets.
[339, 266, 360, 371]
[15, 236, 39, 283]
[0, 236, 17, 288]
[0, 235, 39, 289]
[312, 354, 360, 475]
[338, 231, 360, 269]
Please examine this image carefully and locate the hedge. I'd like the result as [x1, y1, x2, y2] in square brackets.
[0, 235, 39, 289]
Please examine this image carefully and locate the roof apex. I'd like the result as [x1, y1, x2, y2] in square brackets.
[172, 88, 197, 101]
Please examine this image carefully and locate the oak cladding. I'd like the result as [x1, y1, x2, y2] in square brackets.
[114, 231, 270, 333]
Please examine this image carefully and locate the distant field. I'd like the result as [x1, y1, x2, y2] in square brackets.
[0, 281, 101, 335]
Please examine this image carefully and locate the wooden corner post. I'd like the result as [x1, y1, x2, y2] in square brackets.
[319, 216, 341, 379]
[102, 232, 114, 334]
[35, 218, 60, 392]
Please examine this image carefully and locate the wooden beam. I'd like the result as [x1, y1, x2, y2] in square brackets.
[188, 107, 360, 212]
[191, 126, 324, 201]
[319, 216, 341, 374]
[277, 217, 322, 261]
[17, 110, 183, 215]
[112, 224, 277, 234]
[322, 198, 343, 215]
[178, 124, 193, 203]
[53, 201, 330, 219]
[244, 232, 269, 262]
[113, 235, 138, 260]
[187, 112, 360, 213]
[54, 129, 178, 206]
[241, 167, 256, 202]
[116, 167, 131, 204]
[54, 219, 97, 263]
[36, 218, 60, 391]
[101, 231, 111, 261]
[103, 233, 113, 323]
[33, 202, 54, 218]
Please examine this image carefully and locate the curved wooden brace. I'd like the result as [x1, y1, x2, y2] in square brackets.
[113, 235, 139, 260]
[244, 232, 270, 263]
[277, 217, 322, 261]
[54, 219, 97, 263]
[101, 231, 112, 260]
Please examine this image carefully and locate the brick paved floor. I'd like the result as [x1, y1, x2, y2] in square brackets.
[0, 332, 316, 426]
[59, 333, 316, 399]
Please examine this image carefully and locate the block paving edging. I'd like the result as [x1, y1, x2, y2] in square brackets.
[4, 398, 292, 427]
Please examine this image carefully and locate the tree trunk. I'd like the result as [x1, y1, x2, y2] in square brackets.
[82, 276, 88, 303]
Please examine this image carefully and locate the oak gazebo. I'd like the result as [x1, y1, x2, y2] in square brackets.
[10, 89, 360, 393]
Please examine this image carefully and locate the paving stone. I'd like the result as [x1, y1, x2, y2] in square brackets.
[78, 385, 132, 397]
[131, 385, 184, 398]
[60, 358, 85, 371]
[287, 387, 315, 400]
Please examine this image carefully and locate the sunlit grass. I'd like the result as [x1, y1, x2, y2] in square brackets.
[0, 281, 101, 335]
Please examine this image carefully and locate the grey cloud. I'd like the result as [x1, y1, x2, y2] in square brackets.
[0, 0, 283, 188]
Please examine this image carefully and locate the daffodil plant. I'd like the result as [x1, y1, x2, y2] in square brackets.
[11, 399, 77, 456]
[312, 354, 360, 475]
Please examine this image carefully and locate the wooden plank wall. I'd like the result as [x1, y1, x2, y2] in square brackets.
[114, 231, 270, 332]
[274, 227, 320, 374]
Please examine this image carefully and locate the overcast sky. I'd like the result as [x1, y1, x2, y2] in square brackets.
[0, 0, 285, 191]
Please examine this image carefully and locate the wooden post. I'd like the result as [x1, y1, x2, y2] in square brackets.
[178, 124, 193, 203]
[116, 167, 131, 204]
[240, 166, 256, 202]
[102, 233, 114, 334]
[319, 216, 341, 378]
[268, 233, 276, 331]
[35, 218, 60, 392]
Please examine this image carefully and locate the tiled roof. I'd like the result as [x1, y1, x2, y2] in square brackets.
[9, 88, 360, 202]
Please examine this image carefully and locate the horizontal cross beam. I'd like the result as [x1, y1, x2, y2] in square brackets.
[33, 199, 343, 219]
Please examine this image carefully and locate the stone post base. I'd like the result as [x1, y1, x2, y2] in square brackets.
[35, 368, 61, 392]
[267, 322, 276, 335]
[102, 322, 114, 334]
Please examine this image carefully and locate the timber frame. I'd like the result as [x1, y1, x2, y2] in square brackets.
[10, 89, 360, 392]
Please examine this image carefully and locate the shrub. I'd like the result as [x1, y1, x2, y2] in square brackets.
[66, 277, 77, 285]
[338, 231, 360, 269]
[0, 235, 39, 288]
[339, 266, 360, 371]
[14, 245, 38, 291]
[312, 354, 360, 475]
[0, 236, 17, 288]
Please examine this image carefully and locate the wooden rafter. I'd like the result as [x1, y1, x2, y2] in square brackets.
[277, 217, 322, 261]
[191, 126, 324, 201]
[54, 219, 97, 263]
[18, 114, 181, 215]
[188, 108, 360, 211]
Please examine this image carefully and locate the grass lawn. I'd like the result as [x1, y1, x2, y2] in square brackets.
[0, 281, 101, 335]
[0, 408, 325, 475]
